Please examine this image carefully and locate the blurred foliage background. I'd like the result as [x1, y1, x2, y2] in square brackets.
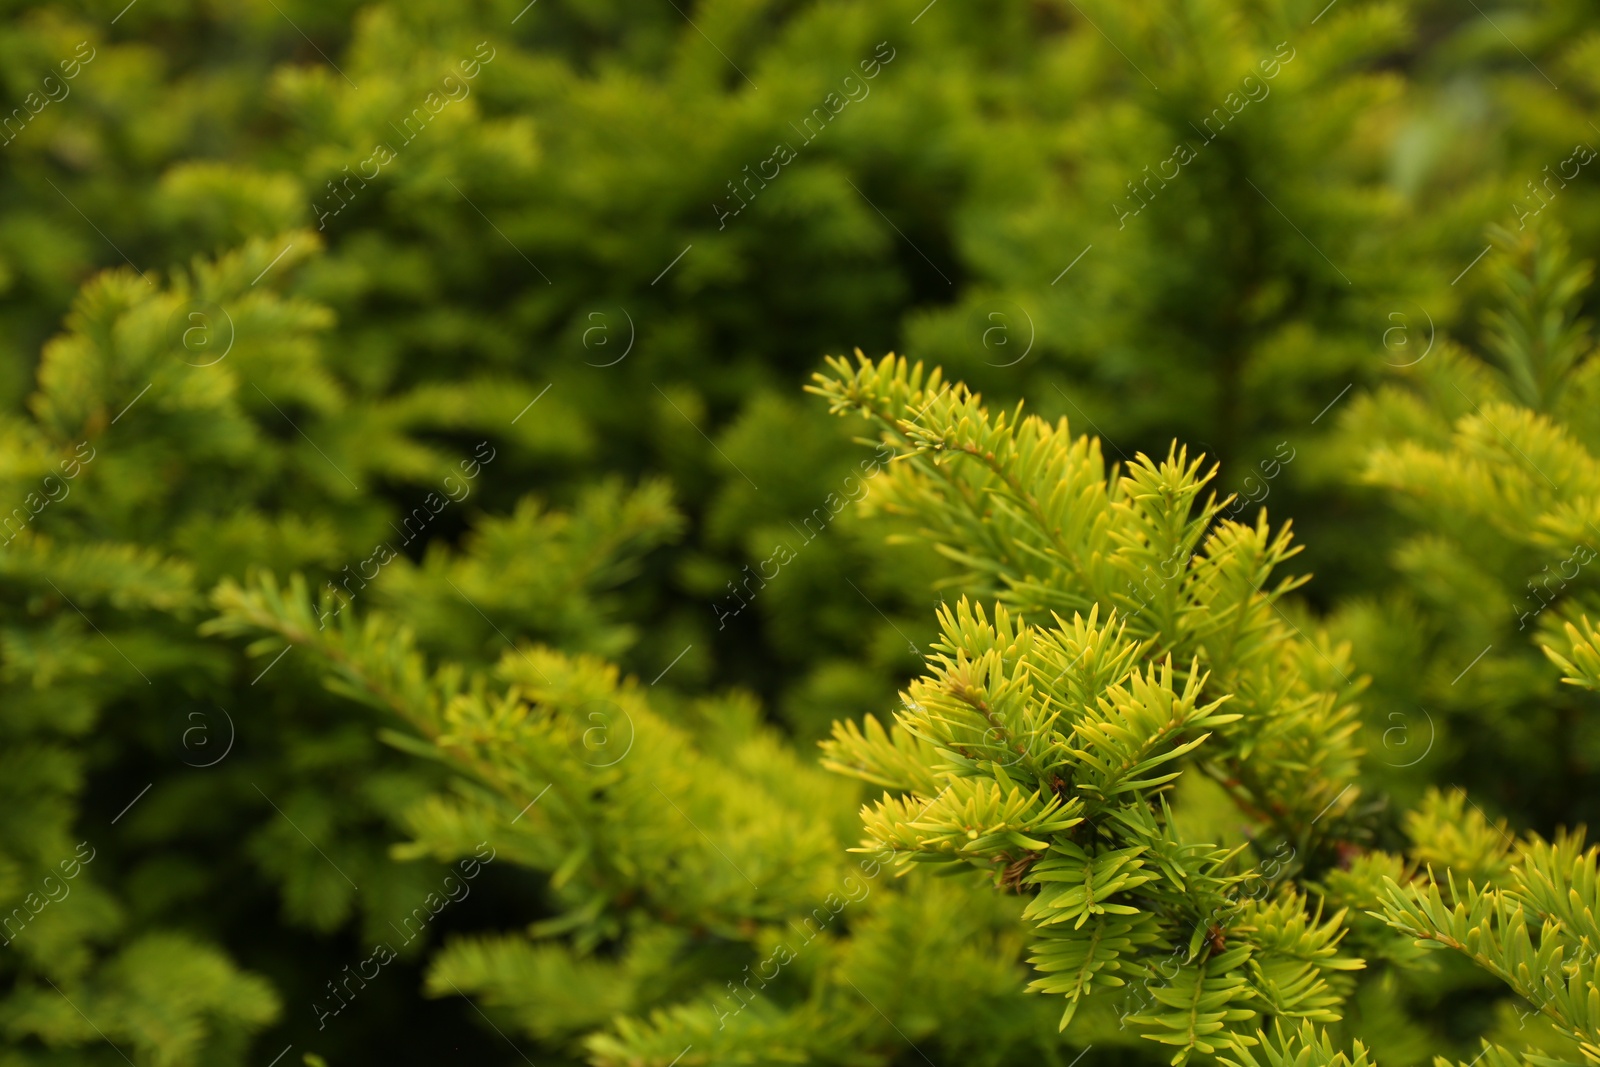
[4, 0, 1600, 1063]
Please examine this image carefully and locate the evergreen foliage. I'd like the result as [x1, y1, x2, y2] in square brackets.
[1332, 226, 1600, 833]
[811, 354, 1366, 1057]
[3, 0, 1600, 1063]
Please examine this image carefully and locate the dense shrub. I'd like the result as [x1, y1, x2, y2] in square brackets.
[3, 0, 1600, 1064]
